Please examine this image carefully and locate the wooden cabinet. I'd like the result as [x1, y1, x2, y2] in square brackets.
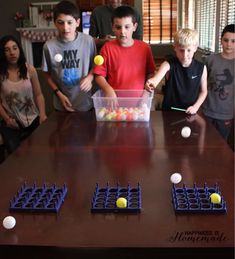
[77, 0, 134, 11]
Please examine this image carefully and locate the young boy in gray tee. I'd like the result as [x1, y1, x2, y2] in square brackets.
[203, 24, 235, 142]
[42, 0, 96, 112]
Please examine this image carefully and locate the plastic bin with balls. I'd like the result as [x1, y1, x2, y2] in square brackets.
[92, 89, 153, 122]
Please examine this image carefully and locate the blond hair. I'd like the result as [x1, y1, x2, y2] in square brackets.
[174, 28, 199, 47]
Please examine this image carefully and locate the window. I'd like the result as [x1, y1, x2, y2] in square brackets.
[143, 0, 177, 44]
[194, 0, 235, 52]
[195, 0, 216, 51]
[143, 0, 235, 52]
[217, 0, 235, 51]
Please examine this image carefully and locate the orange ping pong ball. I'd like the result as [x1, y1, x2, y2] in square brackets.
[94, 55, 104, 65]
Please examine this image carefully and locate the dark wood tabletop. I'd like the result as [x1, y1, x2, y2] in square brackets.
[0, 111, 234, 258]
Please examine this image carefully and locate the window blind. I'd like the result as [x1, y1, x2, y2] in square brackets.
[195, 0, 235, 52]
[195, 0, 216, 51]
[218, 0, 235, 51]
[143, 0, 177, 44]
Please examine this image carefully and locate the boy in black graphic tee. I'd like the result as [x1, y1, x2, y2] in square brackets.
[145, 28, 207, 115]
[42, 0, 96, 111]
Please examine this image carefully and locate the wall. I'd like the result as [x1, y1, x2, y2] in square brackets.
[1, 1, 51, 38]
[0, 0, 76, 39]
[0, 0, 177, 72]
[0, 0, 174, 59]
[0, 0, 176, 78]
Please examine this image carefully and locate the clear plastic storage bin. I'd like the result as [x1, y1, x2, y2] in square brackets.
[92, 90, 153, 122]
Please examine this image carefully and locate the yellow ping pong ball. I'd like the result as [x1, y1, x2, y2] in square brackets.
[116, 197, 127, 208]
[210, 193, 221, 204]
[94, 55, 104, 65]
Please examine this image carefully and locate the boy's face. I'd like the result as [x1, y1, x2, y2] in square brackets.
[174, 44, 197, 67]
[112, 17, 137, 47]
[221, 32, 235, 56]
[55, 14, 80, 42]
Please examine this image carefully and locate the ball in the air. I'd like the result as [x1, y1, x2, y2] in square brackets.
[3, 216, 16, 230]
[170, 173, 182, 184]
[116, 197, 127, 208]
[210, 193, 221, 204]
[94, 55, 104, 65]
[181, 126, 191, 138]
[54, 53, 63, 62]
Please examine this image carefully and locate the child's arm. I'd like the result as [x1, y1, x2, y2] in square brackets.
[43, 72, 75, 112]
[186, 65, 208, 114]
[145, 61, 170, 92]
[95, 75, 117, 98]
[29, 65, 47, 124]
[0, 100, 18, 128]
[80, 69, 94, 92]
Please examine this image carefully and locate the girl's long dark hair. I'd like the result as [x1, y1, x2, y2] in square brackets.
[0, 35, 27, 82]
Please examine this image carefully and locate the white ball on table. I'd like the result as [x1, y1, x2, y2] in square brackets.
[181, 126, 191, 138]
[3, 216, 16, 229]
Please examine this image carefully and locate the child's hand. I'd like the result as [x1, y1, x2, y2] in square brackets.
[105, 88, 118, 109]
[105, 35, 116, 41]
[6, 117, 19, 129]
[39, 115, 47, 124]
[58, 93, 75, 112]
[145, 79, 156, 92]
[186, 105, 198, 115]
[105, 88, 117, 98]
[80, 75, 93, 92]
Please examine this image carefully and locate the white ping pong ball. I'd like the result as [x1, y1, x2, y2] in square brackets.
[54, 53, 63, 62]
[170, 173, 182, 184]
[181, 126, 191, 138]
[3, 216, 16, 229]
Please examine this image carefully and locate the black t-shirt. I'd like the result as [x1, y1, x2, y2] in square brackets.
[162, 57, 204, 110]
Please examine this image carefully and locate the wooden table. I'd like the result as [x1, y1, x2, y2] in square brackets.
[0, 111, 234, 258]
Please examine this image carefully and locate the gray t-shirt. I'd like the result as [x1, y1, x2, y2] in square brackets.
[203, 53, 234, 120]
[42, 32, 96, 111]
